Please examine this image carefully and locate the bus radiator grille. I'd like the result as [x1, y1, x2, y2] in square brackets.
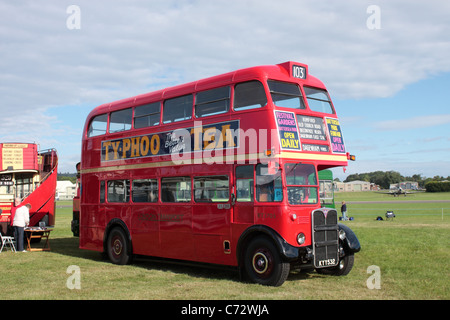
[312, 209, 339, 268]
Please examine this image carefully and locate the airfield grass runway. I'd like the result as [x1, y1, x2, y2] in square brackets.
[1, 193, 448, 301]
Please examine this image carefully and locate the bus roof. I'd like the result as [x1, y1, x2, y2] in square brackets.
[86, 61, 326, 119]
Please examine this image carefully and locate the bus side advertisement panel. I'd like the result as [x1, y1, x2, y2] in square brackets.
[101, 120, 239, 162]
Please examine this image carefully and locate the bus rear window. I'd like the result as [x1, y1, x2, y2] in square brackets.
[304, 87, 335, 114]
[234, 81, 267, 111]
[268, 80, 305, 109]
[87, 114, 108, 137]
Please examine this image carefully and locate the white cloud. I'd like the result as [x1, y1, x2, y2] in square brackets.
[1, 0, 450, 173]
[2, 0, 450, 111]
[374, 114, 450, 131]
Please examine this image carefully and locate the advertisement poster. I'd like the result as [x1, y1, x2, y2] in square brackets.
[325, 117, 346, 154]
[274, 111, 301, 151]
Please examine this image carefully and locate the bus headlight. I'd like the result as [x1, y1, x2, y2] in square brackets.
[297, 233, 306, 245]
[339, 229, 346, 240]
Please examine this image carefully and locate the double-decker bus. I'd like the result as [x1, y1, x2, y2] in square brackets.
[319, 169, 335, 209]
[0, 143, 58, 235]
[76, 61, 360, 286]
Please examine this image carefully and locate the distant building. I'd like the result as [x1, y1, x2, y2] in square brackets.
[335, 180, 371, 192]
[56, 180, 76, 200]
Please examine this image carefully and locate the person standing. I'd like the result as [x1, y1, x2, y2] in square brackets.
[13, 203, 31, 252]
[9, 197, 22, 228]
[341, 201, 348, 221]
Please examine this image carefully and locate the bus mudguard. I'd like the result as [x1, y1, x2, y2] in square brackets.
[338, 223, 361, 253]
[237, 225, 300, 263]
[103, 218, 133, 253]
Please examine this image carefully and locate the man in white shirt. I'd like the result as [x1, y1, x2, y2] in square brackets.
[13, 203, 31, 252]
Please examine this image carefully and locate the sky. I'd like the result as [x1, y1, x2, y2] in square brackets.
[1, 0, 449, 181]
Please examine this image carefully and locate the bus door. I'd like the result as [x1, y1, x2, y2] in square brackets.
[233, 165, 255, 225]
[192, 175, 232, 265]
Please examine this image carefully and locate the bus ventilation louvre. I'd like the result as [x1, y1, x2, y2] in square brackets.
[312, 208, 339, 268]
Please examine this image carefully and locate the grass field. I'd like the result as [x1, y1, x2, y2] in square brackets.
[1, 192, 449, 300]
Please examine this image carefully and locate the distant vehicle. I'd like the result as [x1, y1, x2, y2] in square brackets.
[318, 169, 335, 208]
[377, 187, 424, 197]
[0, 143, 57, 235]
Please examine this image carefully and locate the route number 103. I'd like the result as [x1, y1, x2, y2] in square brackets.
[292, 65, 307, 79]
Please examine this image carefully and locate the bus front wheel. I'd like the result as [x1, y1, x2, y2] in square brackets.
[243, 236, 290, 286]
[107, 227, 132, 265]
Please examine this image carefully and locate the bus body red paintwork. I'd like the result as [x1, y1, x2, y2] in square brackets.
[77, 62, 359, 285]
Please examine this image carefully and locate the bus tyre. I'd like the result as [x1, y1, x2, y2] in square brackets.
[107, 227, 132, 265]
[316, 254, 354, 276]
[244, 236, 290, 286]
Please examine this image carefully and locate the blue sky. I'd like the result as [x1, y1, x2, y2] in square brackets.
[1, 0, 449, 180]
[332, 72, 450, 180]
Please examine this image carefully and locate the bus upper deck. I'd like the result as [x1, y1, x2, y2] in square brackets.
[82, 61, 352, 172]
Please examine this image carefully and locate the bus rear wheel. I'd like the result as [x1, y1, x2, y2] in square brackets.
[243, 236, 290, 286]
[107, 227, 132, 265]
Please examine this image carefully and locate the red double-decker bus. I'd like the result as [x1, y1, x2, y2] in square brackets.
[76, 61, 360, 286]
[0, 143, 58, 235]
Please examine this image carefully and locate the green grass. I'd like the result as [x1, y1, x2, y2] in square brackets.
[1, 196, 449, 300]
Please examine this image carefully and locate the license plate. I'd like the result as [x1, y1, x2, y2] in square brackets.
[317, 259, 336, 267]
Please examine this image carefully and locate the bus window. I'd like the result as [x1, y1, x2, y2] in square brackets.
[285, 163, 318, 205]
[163, 95, 193, 124]
[107, 180, 130, 203]
[233, 81, 267, 111]
[15, 173, 34, 199]
[303, 87, 335, 114]
[195, 86, 230, 118]
[100, 181, 105, 203]
[194, 176, 229, 202]
[132, 179, 158, 203]
[87, 114, 108, 137]
[268, 80, 305, 109]
[109, 108, 132, 133]
[256, 163, 282, 202]
[236, 165, 254, 202]
[161, 177, 191, 202]
[134, 102, 160, 129]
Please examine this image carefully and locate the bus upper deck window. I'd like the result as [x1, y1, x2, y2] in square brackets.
[109, 108, 132, 133]
[303, 87, 335, 114]
[233, 81, 267, 111]
[268, 80, 305, 109]
[195, 86, 230, 118]
[87, 114, 108, 137]
[163, 94, 193, 124]
[134, 102, 160, 128]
